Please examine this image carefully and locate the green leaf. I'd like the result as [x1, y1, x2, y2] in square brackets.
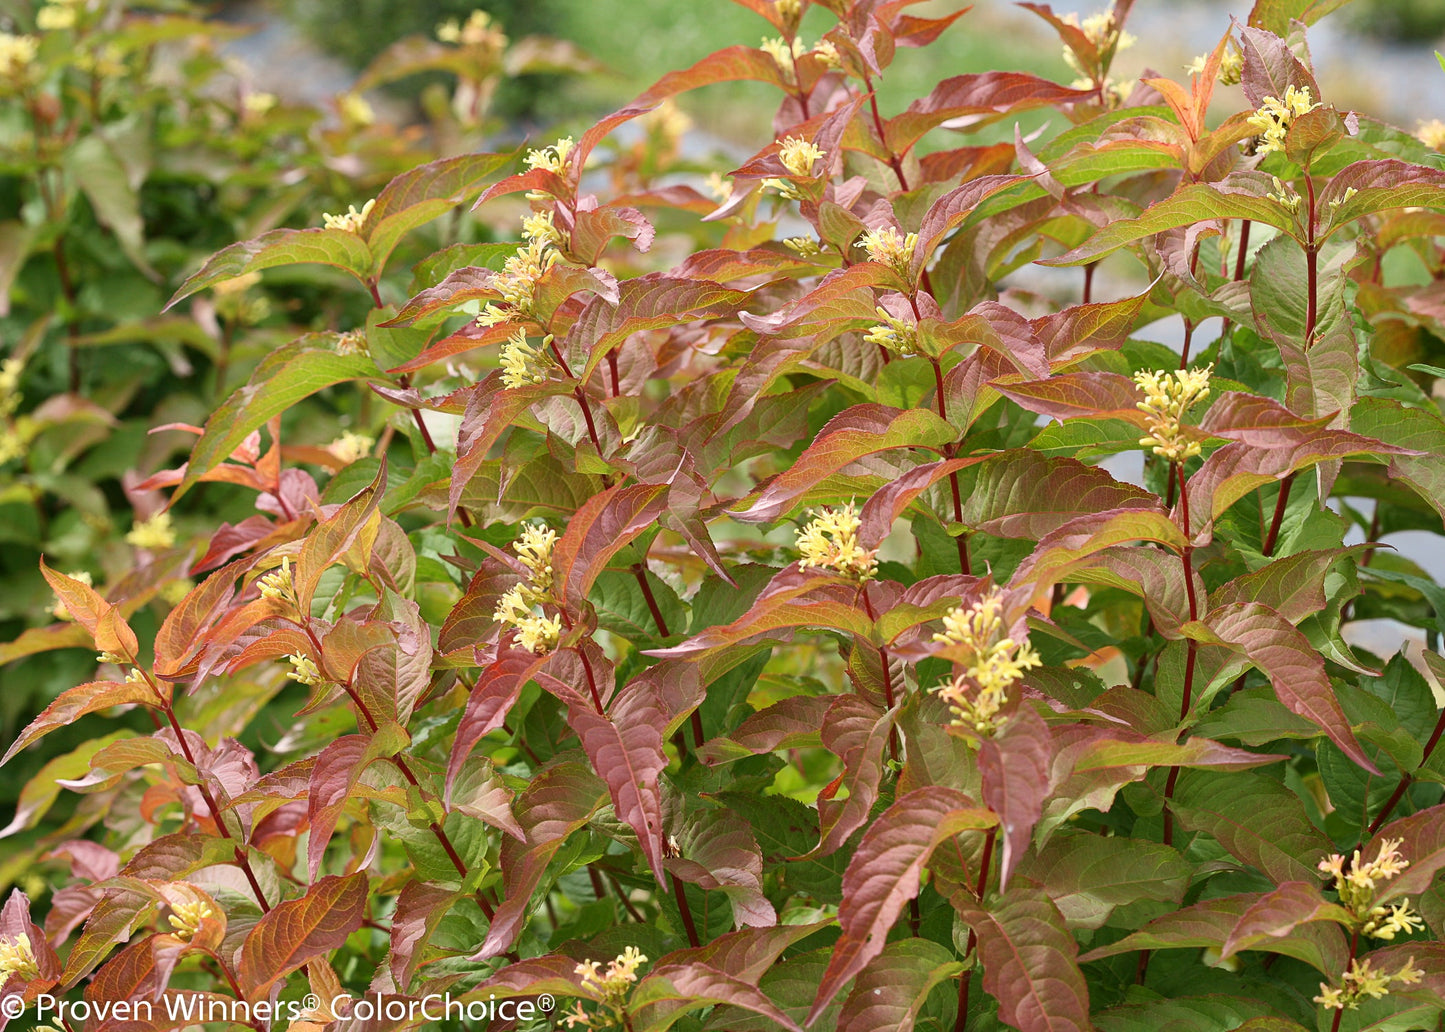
[166, 228, 374, 309]
[1016, 834, 1189, 930]
[176, 338, 379, 498]
[836, 940, 963, 1032]
[1171, 769, 1332, 884]
[363, 151, 514, 277]
[69, 134, 154, 278]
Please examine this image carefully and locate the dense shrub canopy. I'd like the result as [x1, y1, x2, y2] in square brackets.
[4, 2, 1445, 1031]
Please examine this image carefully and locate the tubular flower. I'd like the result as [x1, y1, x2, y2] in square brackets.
[437, 9, 507, 49]
[257, 556, 297, 605]
[564, 948, 649, 1028]
[1061, 3, 1136, 76]
[167, 899, 217, 941]
[322, 199, 375, 233]
[1319, 838, 1410, 905]
[525, 136, 575, 176]
[795, 503, 877, 582]
[522, 209, 565, 249]
[499, 329, 553, 389]
[126, 511, 176, 550]
[1417, 119, 1445, 151]
[860, 227, 918, 278]
[930, 590, 1042, 734]
[494, 523, 562, 654]
[0, 933, 39, 982]
[339, 93, 375, 127]
[478, 237, 561, 326]
[1134, 364, 1211, 462]
[1315, 956, 1422, 1011]
[760, 35, 807, 75]
[783, 236, 824, 258]
[1185, 45, 1242, 85]
[36, 4, 77, 31]
[1246, 85, 1318, 156]
[1267, 175, 1302, 212]
[765, 136, 825, 199]
[864, 308, 920, 356]
[285, 653, 323, 686]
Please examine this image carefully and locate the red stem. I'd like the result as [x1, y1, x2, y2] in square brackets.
[1367, 705, 1445, 835]
[955, 828, 997, 1032]
[1262, 472, 1295, 557]
[670, 872, 702, 947]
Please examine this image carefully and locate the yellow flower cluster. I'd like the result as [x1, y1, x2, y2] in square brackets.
[783, 236, 824, 258]
[285, 653, 324, 686]
[795, 503, 877, 582]
[126, 511, 176, 550]
[1314, 956, 1421, 1012]
[860, 227, 917, 278]
[1134, 364, 1211, 462]
[863, 308, 919, 356]
[1246, 84, 1318, 157]
[477, 237, 562, 328]
[242, 92, 277, 116]
[437, 9, 507, 50]
[167, 898, 218, 941]
[322, 199, 375, 234]
[760, 35, 840, 75]
[1266, 175, 1301, 213]
[339, 93, 374, 128]
[329, 431, 374, 465]
[764, 137, 826, 201]
[1418, 119, 1445, 151]
[522, 209, 564, 249]
[499, 329, 553, 389]
[930, 591, 1041, 734]
[525, 136, 576, 179]
[0, 33, 38, 77]
[494, 523, 562, 654]
[257, 556, 297, 605]
[1185, 46, 1243, 85]
[564, 948, 648, 1028]
[1061, 3, 1136, 77]
[0, 933, 39, 981]
[36, 0, 81, 31]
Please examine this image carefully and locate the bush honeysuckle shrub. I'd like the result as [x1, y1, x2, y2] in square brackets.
[8, 1, 1445, 1031]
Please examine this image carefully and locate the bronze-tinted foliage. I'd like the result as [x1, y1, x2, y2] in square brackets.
[7, 1, 1445, 1031]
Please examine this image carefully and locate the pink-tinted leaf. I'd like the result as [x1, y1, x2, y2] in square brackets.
[1209, 548, 1356, 624]
[39, 561, 139, 659]
[633, 963, 803, 1032]
[1220, 881, 1351, 960]
[732, 404, 957, 522]
[1367, 805, 1445, 904]
[836, 940, 963, 1032]
[571, 204, 655, 265]
[910, 175, 1031, 277]
[1322, 159, 1445, 230]
[1184, 603, 1375, 772]
[995, 371, 1147, 425]
[570, 275, 749, 382]
[1236, 24, 1320, 109]
[295, 460, 385, 611]
[808, 787, 995, 1025]
[364, 152, 514, 275]
[949, 451, 1157, 539]
[1012, 508, 1186, 588]
[448, 375, 575, 518]
[165, 229, 373, 309]
[1032, 293, 1149, 362]
[1015, 835, 1189, 930]
[887, 73, 1089, 155]
[238, 873, 368, 997]
[388, 881, 459, 991]
[2, 680, 155, 765]
[447, 650, 554, 797]
[449, 753, 525, 841]
[698, 695, 832, 764]
[307, 726, 408, 879]
[666, 808, 775, 929]
[953, 882, 1092, 1032]
[814, 695, 896, 858]
[551, 483, 669, 605]
[979, 705, 1053, 889]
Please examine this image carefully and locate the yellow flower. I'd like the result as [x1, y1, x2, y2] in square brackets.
[1267, 175, 1301, 212]
[778, 136, 825, 177]
[126, 511, 176, 550]
[525, 137, 576, 176]
[1134, 364, 1211, 462]
[1315, 956, 1421, 1011]
[499, 329, 552, 389]
[796, 503, 877, 582]
[479, 237, 562, 326]
[285, 653, 323, 686]
[1319, 837, 1410, 907]
[159, 578, 193, 605]
[513, 523, 557, 593]
[783, 236, 823, 258]
[860, 227, 917, 277]
[329, 431, 374, 465]
[863, 308, 919, 356]
[339, 93, 375, 127]
[322, 199, 375, 234]
[930, 591, 1042, 734]
[813, 39, 842, 70]
[36, 5, 77, 31]
[438, 10, 507, 49]
[704, 172, 733, 202]
[1417, 119, 1445, 151]
[521, 209, 564, 248]
[167, 899, 217, 941]
[1246, 84, 1318, 157]
[1219, 48, 1243, 85]
[0, 357, 23, 419]
[760, 35, 807, 75]
[1060, 3, 1135, 76]
[51, 569, 92, 622]
[1362, 901, 1426, 941]
[0, 933, 39, 981]
[257, 556, 296, 604]
[577, 947, 648, 1002]
[242, 91, 277, 116]
[0, 33, 38, 77]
